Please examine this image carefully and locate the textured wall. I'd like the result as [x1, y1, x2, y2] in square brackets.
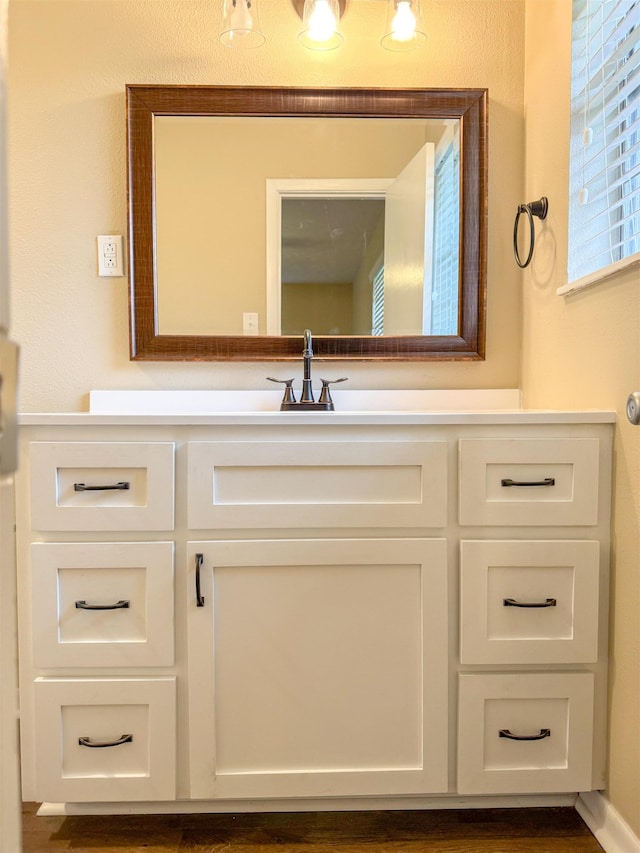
[8, 0, 525, 412]
[522, 0, 640, 837]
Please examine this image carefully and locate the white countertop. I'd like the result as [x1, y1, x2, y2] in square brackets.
[17, 388, 616, 426]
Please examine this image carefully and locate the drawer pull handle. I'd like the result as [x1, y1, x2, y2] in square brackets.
[195, 552, 205, 607]
[503, 597, 557, 608]
[501, 477, 555, 488]
[78, 733, 133, 749]
[499, 728, 551, 741]
[75, 599, 130, 611]
[74, 481, 131, 492]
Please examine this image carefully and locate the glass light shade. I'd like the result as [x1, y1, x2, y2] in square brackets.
[298, 0, 344, 51]
[219, 0, 265, 48]
[381, 0, 426, 51]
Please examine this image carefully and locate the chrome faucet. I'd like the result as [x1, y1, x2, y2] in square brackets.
[267, 329, 347, 411]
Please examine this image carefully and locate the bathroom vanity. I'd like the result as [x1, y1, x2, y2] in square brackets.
[15, 393, 614, 813]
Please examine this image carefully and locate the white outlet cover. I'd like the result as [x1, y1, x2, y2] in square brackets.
[97, 234, 124, 277]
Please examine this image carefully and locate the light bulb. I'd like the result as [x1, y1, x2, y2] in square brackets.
[307, 0, 337, 42]
[391, 1, 416, 41]
[230, 0, 253, 31]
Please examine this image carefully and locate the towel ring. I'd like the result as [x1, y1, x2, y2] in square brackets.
[513, 196, 548, 268]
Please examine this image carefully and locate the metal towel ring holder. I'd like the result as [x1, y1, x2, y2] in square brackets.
[513, 196, 549, 268]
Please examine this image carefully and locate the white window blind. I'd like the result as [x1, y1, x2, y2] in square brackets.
[431, 140, 460, 334]
[371, 264, 385, 335]
[567, 0, 640, 288]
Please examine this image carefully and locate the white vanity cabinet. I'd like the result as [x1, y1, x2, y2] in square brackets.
[15, 411, 613, 812]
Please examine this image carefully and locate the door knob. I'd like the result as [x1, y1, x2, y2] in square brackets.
[626, 392, 640, 425]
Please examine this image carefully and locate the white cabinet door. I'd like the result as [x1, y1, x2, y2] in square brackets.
[187, 538, 448, 799]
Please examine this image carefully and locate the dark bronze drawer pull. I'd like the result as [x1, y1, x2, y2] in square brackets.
[195, 552, 205, 607]
[501, 477, 555, 487]
[75, 599, 130, 611]
[499, 728, 551, 741]
[74, 481, 130, 492]
[503, 597, 557, 608]
[78, 733, 133, 748]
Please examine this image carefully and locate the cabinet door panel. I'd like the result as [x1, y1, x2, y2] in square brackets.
[187, 538, 448, 798]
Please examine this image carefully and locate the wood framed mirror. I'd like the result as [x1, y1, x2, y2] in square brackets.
[126, 85, 487, 361]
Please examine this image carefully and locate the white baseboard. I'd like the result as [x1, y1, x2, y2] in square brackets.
[577, 791, 640, 853]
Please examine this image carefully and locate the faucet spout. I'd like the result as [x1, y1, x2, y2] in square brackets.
[301, 329, 314, 402]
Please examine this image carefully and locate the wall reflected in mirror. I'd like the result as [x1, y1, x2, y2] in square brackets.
[154, 115, 460, 338]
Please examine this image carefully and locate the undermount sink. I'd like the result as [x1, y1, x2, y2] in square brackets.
[89, 388, 521, 414]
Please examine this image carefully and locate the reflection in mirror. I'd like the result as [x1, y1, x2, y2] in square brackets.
[127, 86, 487, 361]
[155, 116, 459, 338]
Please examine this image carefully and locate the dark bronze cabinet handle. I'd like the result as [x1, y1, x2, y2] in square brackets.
[195, 552, 205, 607]
[75, 599, 130, 611]
[78, 733, 133, 748]
[499, 728, 551, 741]
[74, 481, 130, 492]
[503, 597, 557, 608]
[501, 477, 555, 487]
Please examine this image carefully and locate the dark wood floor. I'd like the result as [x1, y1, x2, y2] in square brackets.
[22, 803, 604, 852]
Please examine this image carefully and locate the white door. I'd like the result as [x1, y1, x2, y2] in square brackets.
[0, 1, 22, 850]
[383, 143, 435, 335]
[187, 538, 448, 801]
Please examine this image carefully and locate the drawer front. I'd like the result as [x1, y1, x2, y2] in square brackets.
[460, 540, 599, 664]
[33, 677, 176, 802]
[31, 542, 175, 668]
[457, 673, 594, 794]
[29, 442, 175, 531]
[187, 441, 447, 529]
[458, 438, 600, 526]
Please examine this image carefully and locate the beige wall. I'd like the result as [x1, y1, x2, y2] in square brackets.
[523, 0, 640, 836]
[8, 0, 525, 412]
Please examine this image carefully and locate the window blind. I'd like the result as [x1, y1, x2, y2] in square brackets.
[568, 0, 640, 285]
[371, 264, 385, 336]
[431, 141, 460, 335]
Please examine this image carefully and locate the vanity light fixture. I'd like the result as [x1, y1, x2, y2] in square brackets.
[381, 0, 426, 51]
[219, 0, 266, 48]
[295, 0, 344, 50]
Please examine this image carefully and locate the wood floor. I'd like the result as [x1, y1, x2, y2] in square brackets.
[21, 803, 604, 852]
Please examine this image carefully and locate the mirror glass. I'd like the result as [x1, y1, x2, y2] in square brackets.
[127, 86, 487, 360]
[154, 116, 459, 339]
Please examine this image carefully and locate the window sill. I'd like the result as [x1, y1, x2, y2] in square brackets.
[558, 252, 640, 296]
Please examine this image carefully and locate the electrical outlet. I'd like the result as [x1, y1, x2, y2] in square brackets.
[97, 235, 124, 277]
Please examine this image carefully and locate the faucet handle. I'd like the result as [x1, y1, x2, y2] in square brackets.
[266, 377, 296, 405]
[318, 377, 348, 407]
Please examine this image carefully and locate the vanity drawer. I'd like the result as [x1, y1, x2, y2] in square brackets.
[458, 438, 600, 526]
[29, 442, 175, 531]
[187, 440, 448, 529]
[31, 542, 175, 668]
[457, 673, 594, 794]
[460, 540, 599, 664]
[33, 677, 176, 802]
